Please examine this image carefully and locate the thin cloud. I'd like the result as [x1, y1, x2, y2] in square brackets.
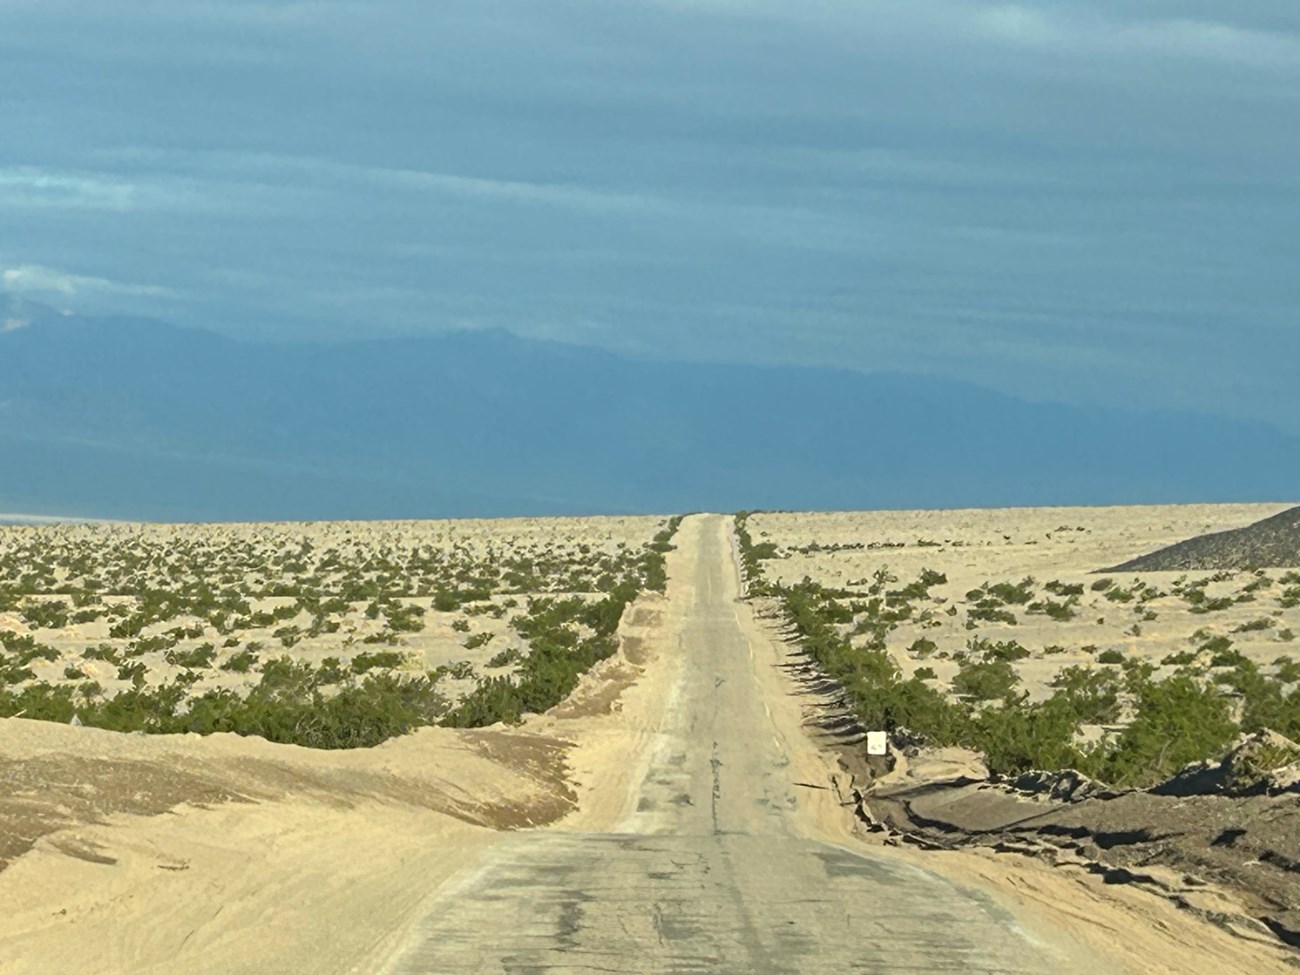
[0, 169, 138, 211]
[2, 265, 172, 299]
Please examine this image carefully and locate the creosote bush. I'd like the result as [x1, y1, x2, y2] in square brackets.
[732, 514, 1300, 789]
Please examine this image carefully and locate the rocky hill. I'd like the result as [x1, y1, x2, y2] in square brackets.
[1107, 505, 1300, 571]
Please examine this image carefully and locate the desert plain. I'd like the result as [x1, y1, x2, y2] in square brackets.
[0, 505, 1296, 973]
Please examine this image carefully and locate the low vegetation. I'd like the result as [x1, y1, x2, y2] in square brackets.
[736, 513, 1300, 789]
[0, 515, 684, 748]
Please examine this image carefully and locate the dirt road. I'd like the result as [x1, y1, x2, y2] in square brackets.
[373, 515, 1112, 974]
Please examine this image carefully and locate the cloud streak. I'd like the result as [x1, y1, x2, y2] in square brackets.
[2, 265, 172, 299]
[0, 0, 1297, 431]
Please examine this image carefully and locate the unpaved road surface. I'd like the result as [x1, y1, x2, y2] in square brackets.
[376, 516, 1110, 974]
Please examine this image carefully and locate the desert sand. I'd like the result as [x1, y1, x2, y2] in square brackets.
[747, 503, 1299, 701]
[0, 508, 1295, 973]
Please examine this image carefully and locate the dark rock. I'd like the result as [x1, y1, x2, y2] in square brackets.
[1105, 505, 1300, 572]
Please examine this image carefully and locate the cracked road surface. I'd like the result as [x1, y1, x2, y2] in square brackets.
[378, 515, 1110, 974]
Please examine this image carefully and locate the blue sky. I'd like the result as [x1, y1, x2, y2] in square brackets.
[2, 1, 1298, 430]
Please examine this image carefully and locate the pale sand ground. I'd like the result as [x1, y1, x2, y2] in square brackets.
[0, 508, 1294, 973]
[0, 515, 667, 706]
[748, 503, 1300, 704]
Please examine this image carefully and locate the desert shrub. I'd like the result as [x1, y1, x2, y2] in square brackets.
[1189, 593, 1236, 614]
[1209, 648, 1251, 669]
[971, 699, 1084, 777]
[908, 637, 938, 658]
[1198, 634, 1234, 655]
[914, 666, 937, 681]
[986, 578, 1035, 605]
[464, 632, 494, 649]
[1279, 629, 1296, 643]
[1091, 578, 1114, 592]
[967, 604, 1018, 626]
[351, 650, 405, 674]
[1049, 666, 1122, 724]
[164, 644, 216, 669]
[486, 646, 523, 668]
[179, 672, 447, 748]
[117, 661, 148, 687]
[889, 569, 947, 601]
[82, 644, 121, 664]
[1096, 649, 1125, 664]
[1085, 674, 1238, 787]
[220, 649, 259, 673]
[1162, 650, 1196, 666]
[0, 656, 35, 686]
[952, 659, 1021, 701]
[968, 636, 1030, 662]
[451, 618, 471, 633]
[1233, 618, 1275, 633]
[385, 602, 426, 633]
[1272, 657, 1300, 682]
[1045, 580, 1084, 597]
[733, 513, 775, 595]
[132, 634, 177, 656]
[1, 634, 58, 664]
[0, 682, 78, 722]
[315, 657, 347, 684]
[274, 625, 303, 648]
[20, 599, 70, 630]
[1028, 598, 1077, 621]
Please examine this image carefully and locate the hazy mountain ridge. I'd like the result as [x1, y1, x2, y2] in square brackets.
[2, 301, 1297, 521]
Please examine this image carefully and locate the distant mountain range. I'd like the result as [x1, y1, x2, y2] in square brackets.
[2, 297, 1297, 521]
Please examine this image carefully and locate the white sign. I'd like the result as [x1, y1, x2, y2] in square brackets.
[866, 731, 888, 756]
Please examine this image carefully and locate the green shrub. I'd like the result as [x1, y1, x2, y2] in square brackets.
[1232, 618, 1275, 633]
[164, 644, 216, 669]
[486, 646, 523, 668]
[1096, 649, 1125, 664]
[968, 636, 1030, 662]
[1084, 674, 1237, 787]
[908, 637, 938, 657]
[351, 651, 405, 674]
[1045, 580, 1084, 597]
[986, 578, 1036, 605]
[220, 649, 259, 673]
[20, 599, 70, 630]
[1198, 634, 1233, 655]
[952, 659, 1021, 701]
[1049, 666, 1121, 723]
